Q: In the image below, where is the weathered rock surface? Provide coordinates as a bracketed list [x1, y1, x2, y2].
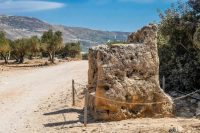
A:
[88, 24, 174, 121]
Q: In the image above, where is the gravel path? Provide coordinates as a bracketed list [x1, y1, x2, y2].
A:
[0, 61, 88, 133]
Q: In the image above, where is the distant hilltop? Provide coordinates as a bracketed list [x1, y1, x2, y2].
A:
[0, 15, 129, 52]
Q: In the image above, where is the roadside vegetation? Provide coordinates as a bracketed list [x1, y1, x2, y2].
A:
[158, 0, 200, 92]
[0, 31, 10, 64]
[0, 30, 82, 64]
[58, 42, 81, 59]
[106, 40, 127, 46]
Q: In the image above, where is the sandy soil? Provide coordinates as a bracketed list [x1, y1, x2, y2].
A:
[0, 61, 200, 133]
[0, 61, 87, 133]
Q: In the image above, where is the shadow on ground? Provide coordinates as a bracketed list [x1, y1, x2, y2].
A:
[43, 108, 82, 116]
[43, 108, 96, 127]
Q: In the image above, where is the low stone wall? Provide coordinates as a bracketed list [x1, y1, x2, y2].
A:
[88, 24, 174, 121]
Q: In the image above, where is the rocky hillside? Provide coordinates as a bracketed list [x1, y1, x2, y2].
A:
[0, 15, 129, 52]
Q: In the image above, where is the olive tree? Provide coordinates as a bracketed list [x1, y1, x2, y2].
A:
[28, 36, 40, 59]
[64, 42, 81, 58]
[0, 31, 10, 64]
[11, 38, 29, 63]
[41, 30, 63, 63]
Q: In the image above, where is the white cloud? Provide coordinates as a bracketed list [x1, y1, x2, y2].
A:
[118, 0, 155, 4]
[0, 0, 65, 13]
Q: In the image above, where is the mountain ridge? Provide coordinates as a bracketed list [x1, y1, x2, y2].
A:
[0, 15, 130, 52]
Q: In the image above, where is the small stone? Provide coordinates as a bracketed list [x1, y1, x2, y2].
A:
[180, 111, 194, 117]
[170, 91, 178, 97]
[190, 99, 197, 104]
[168, 127, 176, 133]
[76, 122, 82, 125]
[193, 93, 200, 99]
[196, 107, 200, 117]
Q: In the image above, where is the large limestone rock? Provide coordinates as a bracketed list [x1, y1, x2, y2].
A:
[88, 24, 173, 121]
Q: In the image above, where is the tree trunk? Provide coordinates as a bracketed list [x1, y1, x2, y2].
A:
[19, 54, 24, 64]
[13, 55, 19, 63]
[29, 55, 33, 60]
[52, 51, 55, 63]
[4, 57, 8, 64]
[48, 52, 53, 63]
[1, 53, 8, 64]
[48, 51, 55, 64]
[8, 51, 10, 60]
[19, 58, 24, 64]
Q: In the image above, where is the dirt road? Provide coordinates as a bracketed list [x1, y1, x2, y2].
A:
[0, 61, 88, 133]
[1, 61, 200, 133]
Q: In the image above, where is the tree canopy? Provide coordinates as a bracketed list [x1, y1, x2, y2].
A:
[158, 0, 200, 92]
[41, 30, 63, 63]
[0, 31, 10, 63]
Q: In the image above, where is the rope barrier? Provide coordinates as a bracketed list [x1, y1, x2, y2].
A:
[74, 88, 84, 99]
[177, 90, 200, 100]
[173, 89, 200, 101]
[73, 80, 200, 127]
[88, 89, 200, 105]
[73, 81, 200, 105]
[89, 93, 169, 105]
[73, 81, 85, 99]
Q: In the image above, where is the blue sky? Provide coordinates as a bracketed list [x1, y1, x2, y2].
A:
[0, 0, 186, 32]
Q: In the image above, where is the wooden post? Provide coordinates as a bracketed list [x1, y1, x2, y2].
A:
[162, 76, 165, 91]
[84, 88, 88, 127]
[72, 79, 75, 106]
